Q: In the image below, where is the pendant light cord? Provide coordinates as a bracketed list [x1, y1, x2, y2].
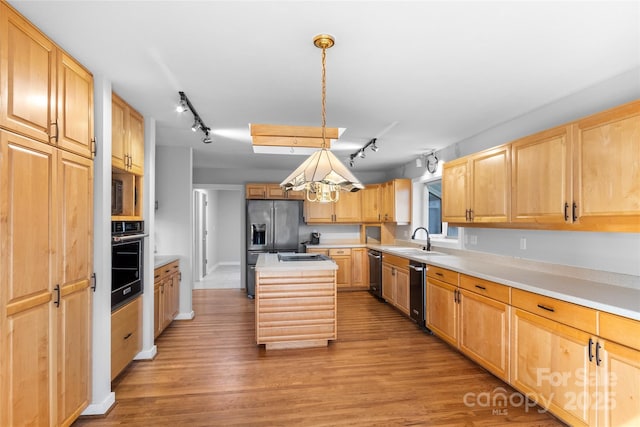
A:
[321, 45, 327, 148]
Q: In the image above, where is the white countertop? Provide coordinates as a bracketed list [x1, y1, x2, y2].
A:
[154, 255, 180, 269]
[256, 253, 338, 271]
[369, 245, 640, 321]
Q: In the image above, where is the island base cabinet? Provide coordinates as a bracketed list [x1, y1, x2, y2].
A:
[256, 270, 336, 349]
[510, 308, 595, 427]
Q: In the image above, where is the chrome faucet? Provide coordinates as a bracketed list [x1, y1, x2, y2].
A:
[411, 227, 431, 251]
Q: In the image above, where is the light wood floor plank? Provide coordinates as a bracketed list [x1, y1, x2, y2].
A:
[74, 290, 565, 426]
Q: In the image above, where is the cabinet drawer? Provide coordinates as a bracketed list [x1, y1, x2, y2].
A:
[111, 296, 142, 380]
[599, 311, 640, 351]
[155, 260, 179, 280]
[382, 253, 409, 269]
[460, 274, 510, 304]
[511, 288, 597, 334]
[426, 265, 459, 285]
[329, 248, 351, 257]
[306, 248, 330, 256]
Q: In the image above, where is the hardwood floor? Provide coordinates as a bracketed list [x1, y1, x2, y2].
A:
[74, 290, 565, 426]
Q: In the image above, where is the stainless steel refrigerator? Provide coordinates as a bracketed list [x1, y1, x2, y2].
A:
[246, 200, 301, 297]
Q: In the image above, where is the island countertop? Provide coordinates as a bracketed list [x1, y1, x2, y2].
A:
[254, 253, 338, 350]
[255, 253, 338, 272]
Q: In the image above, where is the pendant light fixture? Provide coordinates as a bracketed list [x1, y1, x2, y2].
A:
[280, 34, 364, 203]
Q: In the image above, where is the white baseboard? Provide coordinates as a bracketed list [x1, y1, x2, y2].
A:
[81, 392, 116, 416]
[134, 344, 157, 360]
[175, 310, 195, 320]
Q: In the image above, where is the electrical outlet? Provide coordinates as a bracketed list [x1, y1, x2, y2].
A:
[470, 235, 478, 245]
[520, 237, 527, 250]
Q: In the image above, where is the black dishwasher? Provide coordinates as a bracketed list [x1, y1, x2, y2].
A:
[409, 261, 426, 328]
[368, 249, 383, 299]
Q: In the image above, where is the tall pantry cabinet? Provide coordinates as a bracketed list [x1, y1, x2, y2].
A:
[0, 2, 94, 426]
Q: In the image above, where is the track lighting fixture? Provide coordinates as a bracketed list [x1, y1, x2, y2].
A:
[202, 129, 213, 144]
[176, 91, 213, 144]
[348, 138, 379, 167]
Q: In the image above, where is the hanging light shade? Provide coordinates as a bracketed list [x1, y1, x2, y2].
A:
[280, 34, 364, 203]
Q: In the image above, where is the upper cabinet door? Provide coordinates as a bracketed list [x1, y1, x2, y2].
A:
[56, 51, 94, 159]
[111, 93, 128, 170]
[511, 126, 572, 224]
[0, 4, 56, 143]
[573, 101, 640, 231]
[442, 157, 469, 223]
[469, 145, 510, 223]
[128, 108, 144, 175]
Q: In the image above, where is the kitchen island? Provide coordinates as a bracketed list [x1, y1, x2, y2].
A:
[254, 253, 338, 349]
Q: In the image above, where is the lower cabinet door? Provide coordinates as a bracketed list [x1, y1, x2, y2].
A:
[511, 308, 595, 426]
[426, 277, 458, 347]
[598, 340, 640, 427]
[395, 268, 410, 315]
[459, 289, 510, 381]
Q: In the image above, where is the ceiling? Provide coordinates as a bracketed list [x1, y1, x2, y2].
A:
[9, 1, 640, 173]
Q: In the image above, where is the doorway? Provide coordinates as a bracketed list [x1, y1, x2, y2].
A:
[192, 185, 243, 290]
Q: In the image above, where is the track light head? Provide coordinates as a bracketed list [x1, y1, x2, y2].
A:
[349, 159, 355, 167]
[177, 92, 188, 113]
[192, 121, 201, 132]
[371, 141, 379, 152]
[358, 150, 366, 159]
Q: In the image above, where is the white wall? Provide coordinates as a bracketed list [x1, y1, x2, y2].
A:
[205, 189, 218, 274]
[155, 146, 194, 318]
[216, 190, 242, 265]
[194, 167, 389, 186]
[393, 68, 640, 276]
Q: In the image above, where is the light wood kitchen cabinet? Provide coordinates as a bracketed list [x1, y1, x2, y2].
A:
[597, 312, 640, 427]
[0, 4, 56, 144]
[511, 125, 572, 224]
[112, 92, 144, 175]
[154, 260, 181, 338]
[0, 3, 94, 159]
[304, 190, 362, 223]
[350, 247, 368, 289]
[245, 183, 304, 200]
[381, 179, 411, 223]
[0, 129, 93, 426]
[361, 184, 382, 222]
[56, 51, 94, 159]
[511, 288, 600, 426]
[307, 247, 367, 291]
[111, 296, 142, 381]
[329, 248, 352, 289]
[381, 253, 410, 315]
[442, 145, 511, 224]
[458, 275, 511, 382]
[426, 266, 459, 347]
[572, 100, 640, 231]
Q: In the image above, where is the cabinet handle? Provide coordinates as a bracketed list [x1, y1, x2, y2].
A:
[435, 272, 444, 277]
[91, 273, 97, 292]
[474, 285, 486, 291]
[179, 272, 182, 281]
[572, 202, 578, 222]
[536, 304, 555, 313]
[123, 332, 132, 340]
[50, 121, 59, 142]
[469, 209, 473, 221]
[588, 338, 594, 362]
[91, 138, 97, 157]
[564, 202, 569, 222]
[54, 284, 60, 307]
[595, 342, 602, 366]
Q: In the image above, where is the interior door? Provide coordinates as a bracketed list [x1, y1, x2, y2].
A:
[201, 193, 207, 277]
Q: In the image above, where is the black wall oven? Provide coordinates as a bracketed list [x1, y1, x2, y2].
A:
[112, 221, 145, 310]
